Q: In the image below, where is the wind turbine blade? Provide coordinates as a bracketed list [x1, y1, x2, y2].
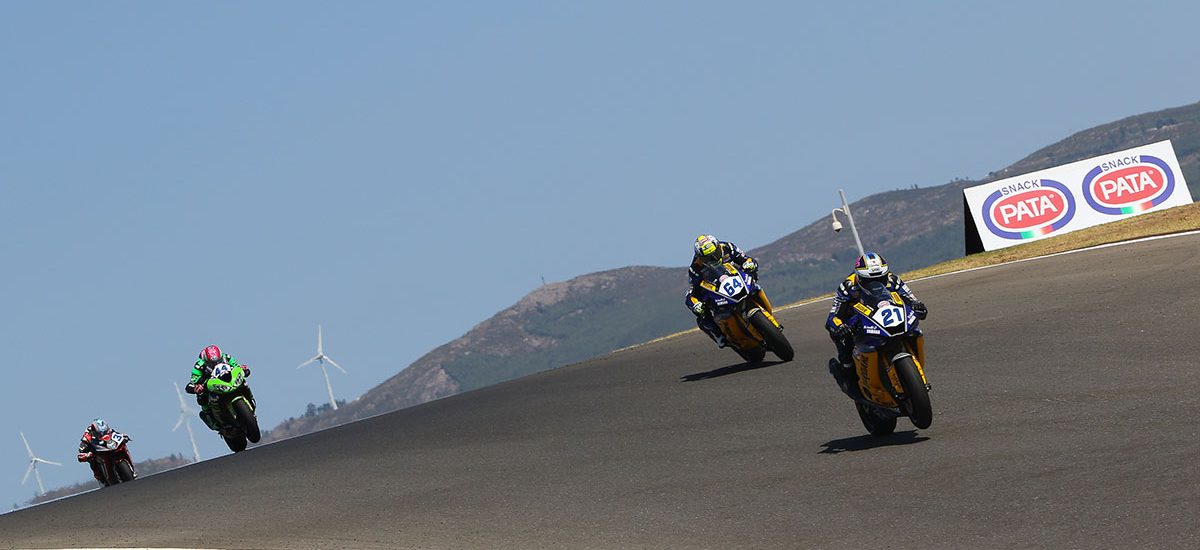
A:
[173, 411, 186, 432]
[297, 356, 319, 369]
[21, 462, 34, 485]
[174, 382, 189, 406]
[324, 356, 348, 374]
[185, 418, 200, 462]
[317, 324, 323, 355]
[36, 458, 62, 466]
[20, 431, 33, 457]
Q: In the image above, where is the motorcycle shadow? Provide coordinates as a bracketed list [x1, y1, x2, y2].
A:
[681, 360, 786, 382]
[818, 430, 929, 454]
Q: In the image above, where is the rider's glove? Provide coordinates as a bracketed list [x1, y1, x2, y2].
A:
[831, 323, 853, 340]
[77, 452, 93, 462]
[241, 365, 251, 378]
[188, 383, 205, 395]
[691, 301, 705, 316]
[911, 300, 928, 320]
[742, 259, 758, 272]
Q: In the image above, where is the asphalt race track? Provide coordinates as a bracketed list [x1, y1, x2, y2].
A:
[3, 235, 1199, 549]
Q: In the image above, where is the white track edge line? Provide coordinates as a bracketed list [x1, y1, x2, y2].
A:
[615, 229, 1200, 352]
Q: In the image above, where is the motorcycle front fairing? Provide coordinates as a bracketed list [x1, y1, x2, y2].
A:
[89, 432, 130, 454]
[849, 281, 920, 353]
[848, 281, 926, 408]
[696, 263, 758, 313]
[88, 432, 133, 484]
[695, 262, 777, 351]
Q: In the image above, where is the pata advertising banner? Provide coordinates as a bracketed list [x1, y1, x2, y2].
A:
[964, 140, 1192, 251]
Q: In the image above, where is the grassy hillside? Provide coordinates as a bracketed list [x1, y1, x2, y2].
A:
[262, 99, 1200, 443]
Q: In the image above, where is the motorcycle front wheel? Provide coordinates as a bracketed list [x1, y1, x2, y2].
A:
[894, 355, 932, 429]
[748, 310, 794, 362]
[224, 434, 248, 453]
[233, 399, 261, 443]
[116, 460, 136, 482]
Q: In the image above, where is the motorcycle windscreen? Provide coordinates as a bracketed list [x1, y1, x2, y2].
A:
[858, 280, 893, 304]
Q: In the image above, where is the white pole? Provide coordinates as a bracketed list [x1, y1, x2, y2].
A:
[839, 189, 866, 256]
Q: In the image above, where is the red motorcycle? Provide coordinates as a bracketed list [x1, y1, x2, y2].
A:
[80, 431, 136, 486]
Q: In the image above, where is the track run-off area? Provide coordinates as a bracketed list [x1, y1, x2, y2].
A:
[3, 234, 1198, 549]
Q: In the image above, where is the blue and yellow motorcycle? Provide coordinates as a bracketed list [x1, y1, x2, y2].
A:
[694, 261, 794, 362]
[839, 280, 932, 435]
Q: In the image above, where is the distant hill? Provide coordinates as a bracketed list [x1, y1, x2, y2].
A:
[262, 99, 1200, 442]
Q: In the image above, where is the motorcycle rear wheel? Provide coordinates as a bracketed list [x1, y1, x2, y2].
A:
[735, 347, 767, 363]
[116, 460, 135, 482]
[224, 434, 248, 453]
[856, 402, 897, 436]
[748, 310, 794, 362]
[233, 399, 261, 443]
[894, 355, 932, 429]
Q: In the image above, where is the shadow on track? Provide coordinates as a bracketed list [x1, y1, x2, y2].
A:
[818, 430, 929, 454]
[681, 360, 786, 382]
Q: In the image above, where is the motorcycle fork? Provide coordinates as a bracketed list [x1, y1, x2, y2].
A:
[753, 289, 775, 315]
[871, 342, 912, 406]
[906, 335, 930, 388]
[881, 340, 931, 402]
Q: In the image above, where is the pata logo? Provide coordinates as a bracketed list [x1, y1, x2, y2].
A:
[1082, 155, 1176, 215]
[982, 179, 1076, 240]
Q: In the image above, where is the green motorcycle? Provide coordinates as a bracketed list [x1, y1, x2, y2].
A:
[204, 362, 260, 453]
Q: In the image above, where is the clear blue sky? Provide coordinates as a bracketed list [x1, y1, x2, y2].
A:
[3, 1, 1197, 507]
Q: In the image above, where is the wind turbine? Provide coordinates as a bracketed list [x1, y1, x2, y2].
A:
[173, 382, 201, 463]
[19, 432, 61, 496]
[296, 324, 348, 410]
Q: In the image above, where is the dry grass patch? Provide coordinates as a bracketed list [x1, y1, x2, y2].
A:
[903, 202, 1200, 280]
[632, 203, 1200, 344]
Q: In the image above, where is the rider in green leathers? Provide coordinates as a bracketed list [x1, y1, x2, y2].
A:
[185, 345, 254, 432]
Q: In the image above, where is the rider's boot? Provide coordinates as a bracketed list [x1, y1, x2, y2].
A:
[199, 410, 221, 432]
[696, 316, 727, 348]
[828, 357, 861, 399]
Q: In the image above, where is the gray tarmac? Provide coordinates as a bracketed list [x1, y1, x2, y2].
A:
[3, 234, 1198, 549]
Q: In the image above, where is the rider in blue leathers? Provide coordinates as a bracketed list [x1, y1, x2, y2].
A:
[684, 234, 758, 347]
[825, 252, 927, 397]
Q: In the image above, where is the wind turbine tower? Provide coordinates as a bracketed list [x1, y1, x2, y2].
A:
[297, 324, 348, 410]
[20, 431, 61, 497]
[173, 382, 202, 462]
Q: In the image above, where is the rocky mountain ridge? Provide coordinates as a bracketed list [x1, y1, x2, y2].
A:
[262, 99, 1200, 443]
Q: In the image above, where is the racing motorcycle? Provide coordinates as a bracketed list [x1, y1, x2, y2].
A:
[84, 431, 136, 487]
[695, 260, 794, 362]
[837, 279, 932, 435]
[204, 362, 261, 452]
